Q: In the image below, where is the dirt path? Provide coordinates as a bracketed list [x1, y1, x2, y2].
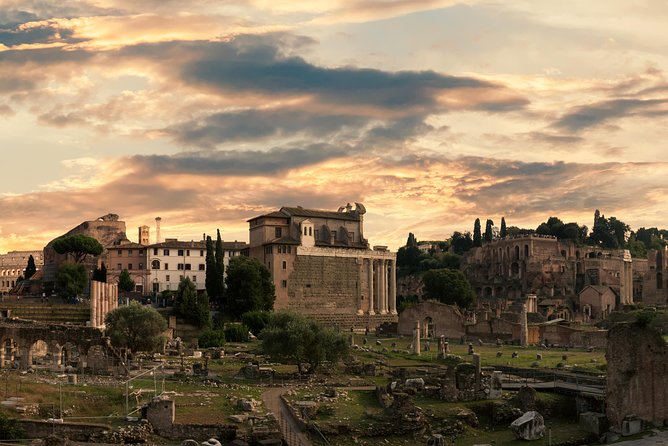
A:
[262, 387, 313, 446]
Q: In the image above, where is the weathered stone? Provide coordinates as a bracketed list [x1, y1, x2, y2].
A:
[510, 411, 545, 440]
[516, 385, 537, 411]
[405, 378, 425, 391]
[456, 408, 479, 427]
[237, 399, 258, 412]
[426, 433, 446, 446]
[201, 439, 222, 446]
[296, 401, 319, 419]
[579, 412, 608, 436]
[229, 414, 248, 423]
[622, 418, 642, 436]
[323, 387, 337, 398]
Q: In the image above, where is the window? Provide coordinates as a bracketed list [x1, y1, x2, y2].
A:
[265, 246, 273, 254]
[166, 275, 170, 281]
[164, 263, 169, 270]
[128, 249, 133, 255]
[153, 248, 158, 255]
[178, 249, 184, 256]
[117, 263, 122, 270]
[331, 230, 337, 241]
[287, 246, 291, 254]
[139, 263, 143, 270]
[192, 275, 197, 282]
[128, 264, 133, 270]
[275, 227, 282, 238]
[282, 260, 287, 270]
[304, 227, 307, 235]
[308, 227, 312, 236]
[177, 264, 184, 270]
[185, 264, 191, 270]
[117, 249, 122, 256]
[139, 249, 144, 255]
[198, 264, 205, 271]
[281, 280, 287, 288]
[179, 275, 183, 280]
[200, 250, 204, 256]
[163, 249, 170, 256]
[151, 260, 160, 270]
[186, 250, 190, 256]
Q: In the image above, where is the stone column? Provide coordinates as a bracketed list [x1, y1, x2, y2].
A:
[413, 320, 421, 356]
[379, 259, 387, 314]
[390, 259, 397, 315]
[90, 281, 98, 328]
[357, 259, 364, 315]
[367, 258, 375, 315]
[19, 346, 31, 370]
[520, 303, 528, 347]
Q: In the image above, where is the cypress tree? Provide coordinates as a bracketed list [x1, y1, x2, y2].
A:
[500, 217, 507, 238]
[473, 218, 482, 247]
[205, 235, 217, 301]
[215, 229, 225, 304]
[484, 219, 494, 242]
[25, 255, 37, 280]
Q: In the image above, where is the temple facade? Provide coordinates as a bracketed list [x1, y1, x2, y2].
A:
[248, 203, 397, 327]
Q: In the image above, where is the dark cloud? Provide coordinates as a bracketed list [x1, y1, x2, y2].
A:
[169, 109, 368, 148]
[133, 143, 352, 175]
[0, 22, 85, 47]
[553, 98, 668, 132]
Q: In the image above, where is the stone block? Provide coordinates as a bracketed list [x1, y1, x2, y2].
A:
[510, 411, 545, 440]
[622, 418, 642, 436]
[579, 412, 608, 436]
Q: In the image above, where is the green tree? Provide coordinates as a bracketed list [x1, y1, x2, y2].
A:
[174, 277, 210, 327]
[55, 262, 87, 297]
[105, 302, 167, 353]
[473, 218, 482, 247]
[260, 311, 349, 374]
[52, 234, 103, 263]
[422, 268, 476, 308]
[118, 269, 135, 293]
[214, 229, 225, 303]
[406, 232, 418, 247]
[484, 219, 494, 242]
[242, 310, 271, 336]
[92, 262, 107, 282]
[204, 235, 217, 302]
[198, 329, 225, 348]
[500, 217, 507, 238]
[225, 256, 275, 320]
[450, 231, 473, 254]
[24, 255, 37, 280]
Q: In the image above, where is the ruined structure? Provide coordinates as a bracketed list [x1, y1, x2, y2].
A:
[0, 250, 43, 293]
[43, 214, 128, 282]
[606, 322, 667, 429]
[89, 280, 119, 328]
[460, 234, 668, 320]
[397, 301, 466, 339]
[248, 203, 397, 327]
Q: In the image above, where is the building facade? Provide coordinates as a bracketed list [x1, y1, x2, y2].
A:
[248, 203, 397, 327]
[147, 239, 246, 293]
[0, 251, 43, 293]
[103, 241, 149, 293]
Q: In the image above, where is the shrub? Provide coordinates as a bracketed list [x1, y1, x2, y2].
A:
[241, 310, 271, 336]
[0, 413, 24, 439]
[224, 323, 250, 342]
[198, 330, 226, 348]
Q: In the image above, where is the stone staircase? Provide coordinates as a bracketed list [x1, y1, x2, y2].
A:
[0, 300, 90, 325]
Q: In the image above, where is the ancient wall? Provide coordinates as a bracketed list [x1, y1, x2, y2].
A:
[539, 325, 607, 349]
[287, 255, 360, 314]
[19, 420, 109, 441]
[606, 323, 667, 429]
[397, 301, 465, 338]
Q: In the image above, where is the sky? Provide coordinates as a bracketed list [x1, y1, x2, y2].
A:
[1, 0, 668, 253]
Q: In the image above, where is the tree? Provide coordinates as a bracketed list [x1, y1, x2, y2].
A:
[204, 235, 217, 302]
[52, 234, 103, 263]
[174, 277, 210, 327]
[92, 262, 107, 282]
[214, 229, 225, 303]
[422, 268, 476, 308]
[260, 311, 349, 374]
[225, 256, 275, 320]
[484, 219, 494, 242]
[105, 302, 167, 353]
[118, 269, 135, 293]
[242, 310, 271, 336]
[24, 255, 37, 280]
[0, 413, 24, 440]
[406, 232, 418, 247]
[450, 231, 473, 254]
[55, 262, 87, 297]
[500, 217, 507, 238]
[473, 218, 482, 247]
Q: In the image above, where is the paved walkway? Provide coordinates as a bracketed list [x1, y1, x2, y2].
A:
[609, 430, 668, 445]
[262, 387, 313, 446]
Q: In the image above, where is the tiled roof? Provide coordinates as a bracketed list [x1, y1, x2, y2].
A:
[247, 211, 289, 222]
[265, 236, 301, 245]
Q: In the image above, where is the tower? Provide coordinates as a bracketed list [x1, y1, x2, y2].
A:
[155, 217, 162, 244]
[138, 225, 150, 245]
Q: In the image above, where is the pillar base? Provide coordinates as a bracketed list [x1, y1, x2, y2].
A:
[390, 310, 398, 315]
[368, 310, 375, 316]
[380, 310, 388, 315]
[357, 309, 364, 315]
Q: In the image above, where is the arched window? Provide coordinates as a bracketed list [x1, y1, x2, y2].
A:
[514, 246, 520, 260]
[151, 260, 161, 270]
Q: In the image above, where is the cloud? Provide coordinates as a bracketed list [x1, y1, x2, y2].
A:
[553, 98, 668, 132]
[0, 20, 86, 46]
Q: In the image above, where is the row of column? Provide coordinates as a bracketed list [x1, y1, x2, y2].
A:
[359, 258, 397, 316]
[90, 280, 119, 328]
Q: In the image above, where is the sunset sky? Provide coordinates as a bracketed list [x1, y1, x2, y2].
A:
[1, 1, 667, 253]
